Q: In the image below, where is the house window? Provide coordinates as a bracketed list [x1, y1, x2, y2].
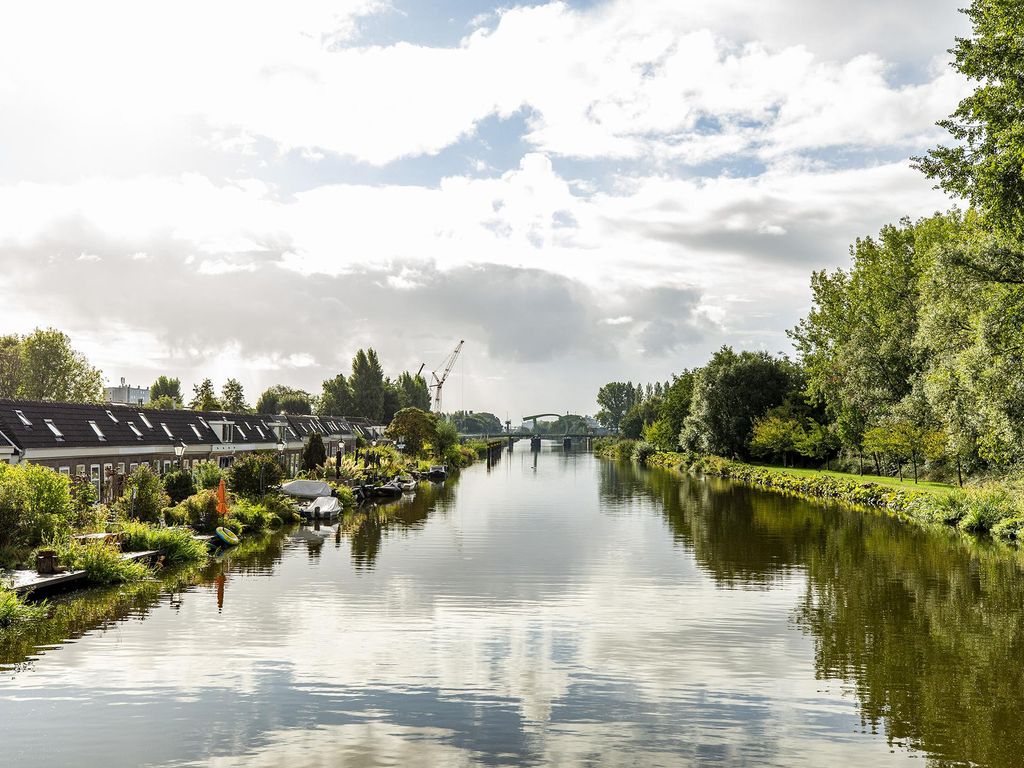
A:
[59, 466, 70, 476]
[104, 463, 113, 484]
[235, 424, 247, 440]
[130, 463, 138, 471]
[255, 426, 266, 439]
[152, 460, 160, 471]
[76, 464, 86, 477]
[162, 460, 171, 474]
[198, 417, 210, 430]
[44, 419, 65, 441]
[90, 464, 101, 496]
[191, 424, 203, 439]
[14, 410, 32, 427]
[127, 421, 143, 439]
[105, 409, 119, 423]
[139, 412, 153, 429]
[89, 420, 106, 441]
[161, 423, 174, 439]
[117, 462, 125, 475]
[182, 459, 190, 470]
[218, 456, 234, 469]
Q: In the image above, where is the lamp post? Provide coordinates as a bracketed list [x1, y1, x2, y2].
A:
[174, 442, 186, 470]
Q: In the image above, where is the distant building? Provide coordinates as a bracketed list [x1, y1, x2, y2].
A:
[105, 378, 150, 406]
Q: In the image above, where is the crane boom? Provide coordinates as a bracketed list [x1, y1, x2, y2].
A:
[430, 340, 464, 414]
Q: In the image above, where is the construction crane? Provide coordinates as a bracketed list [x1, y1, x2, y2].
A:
[429, 340, 464, 415]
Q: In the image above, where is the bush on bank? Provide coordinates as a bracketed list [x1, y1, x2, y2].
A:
[0, 587, 48, 628]
[118, 521, 208, 565]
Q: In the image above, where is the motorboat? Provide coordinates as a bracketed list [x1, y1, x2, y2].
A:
[398, 476, 417, 492]
[301, 495, 342, 520]
[425, 465, 447, 481]
[371, 479, 404, 498]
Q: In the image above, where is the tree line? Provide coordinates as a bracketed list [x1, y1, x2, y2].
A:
[596, 1, 1024, 485]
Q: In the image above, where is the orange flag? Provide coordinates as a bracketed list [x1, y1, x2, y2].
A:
[217, 478, 229, 517]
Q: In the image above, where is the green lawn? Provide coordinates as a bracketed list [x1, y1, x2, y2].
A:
[751, 463, 957, 495]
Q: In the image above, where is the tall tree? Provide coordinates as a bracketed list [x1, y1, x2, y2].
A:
[596, 382, 635, 432]
[220, 378, 250, 413]
[385, 407, 437, 456]
[914, 0, 1024, 242]
[350, 348, 386, 422]
[189, 379, 222, 411]
[257, 385, 312, 415]
[318, 374, 354, 416]
[150, 376, 183, 406]
[396, 371, 431, 411]
[17, 328, 103, 403]
[681, 347, 798, 457]
[0, 334, 21, 399]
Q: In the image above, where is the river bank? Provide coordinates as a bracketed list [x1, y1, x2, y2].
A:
[595, 440, 1024, 545]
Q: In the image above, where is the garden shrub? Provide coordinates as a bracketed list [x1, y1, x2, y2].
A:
[632, 441, 657, 465]
[0, 587, 48, 628]
[57, 541, 150, 585]
[228, 453, 284, 499]
[113, 465, 169, 523]
[0, 463, 75, 552]
[192, 462, 223, 490]
[118, 521, 208, 564]
[163, 469, 196, 504]
[172, 490, 220, 531]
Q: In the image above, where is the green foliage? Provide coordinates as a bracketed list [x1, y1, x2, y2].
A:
[170, 490, 219, 530]
[749, 413, 805, 465]
[396, 371, 431, 411]
[58, 541, 150, 585]
[302, 433, 327, 472]
[220, 378, 250, 412]
[333, 485, 356, 509]
[350, 348, 387, 421]
[914, 0, 1024, 240]
[189, 378, 221, 411]
[0, 328, 103, 402]
[450, 410, 502, 435]
[230, 498, 283, 532]
[319, 374, 354, 416]
[150, 376, 182, 406]
[256, 385, 313, 415]
[228, 453, 285, 499]
[149, 394, 179, 410]
[162, 469, 196, 504]
[632, 440, 657, 465]
[0, 463, 75, 552]
[681, 347, 798, 458]
[0, 588, 48, 628]
[113, 465, 169, 523]
[432, 419, 459, 459]
[596, 382, 640, 432]
[118, 521, 208, 564]
[192, 461, 223, 490]
[385, 407, 437, 455]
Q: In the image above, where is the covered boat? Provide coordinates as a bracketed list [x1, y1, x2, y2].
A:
[281, 479, 334, 500]
[302, 495, 342, 519]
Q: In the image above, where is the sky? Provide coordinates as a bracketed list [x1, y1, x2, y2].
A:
[0, 1, 970, 419]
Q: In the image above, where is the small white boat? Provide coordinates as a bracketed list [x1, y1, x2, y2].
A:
[302, 495, 342, 519]
[398, 477, 417, 492]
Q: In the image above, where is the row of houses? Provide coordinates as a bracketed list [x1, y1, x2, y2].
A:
[0, 398, 370, 502]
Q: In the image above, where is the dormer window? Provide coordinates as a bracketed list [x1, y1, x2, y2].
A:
[88, 421, 106, 441]
[44, 419, 64, 441]
[139, 413, 153, 429]
[105, 409, 119, 423]
[14, 410, 31, 427]
[161, 423, 174, 439]
[127, 422, 143, 440]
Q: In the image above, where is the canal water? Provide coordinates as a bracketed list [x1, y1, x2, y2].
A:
[2, 447, 1024, 767]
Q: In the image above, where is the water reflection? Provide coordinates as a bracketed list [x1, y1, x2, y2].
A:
[1, 453, 1022, 767]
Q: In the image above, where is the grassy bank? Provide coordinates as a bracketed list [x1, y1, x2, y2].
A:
[597, 440, 1024, 545]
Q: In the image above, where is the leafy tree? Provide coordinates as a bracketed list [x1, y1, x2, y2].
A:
[451, 410, 503, 434]
[914, 0, 1024, 241]
[189, 378, 222, 411]
[432, 419, 459, 459]
[150, 394, 178, 410]
[16, 328, 103, 403]
[749, 412, 805, 467]
[350, 348, 387, 421]
[113, 465, 169, 523]
[596, 382, 638, 432]
[150, 376, 183, 406]
[681, 347, 798, 457]
[381, 380, 402, 423]
[220, 378, 250, 413]
[396, 371, 431, 411]
[257, 385, 312, 415]
[301, 433, 327, 471]
[228, 453, 284, 498]
[192, 461, 223, 490]
[0, 334, 22, 399]
[385, 407, 437, 456]
[796, 420, 841, 470]
[163, 469, 196, 504]
[319, 374, 354, 416]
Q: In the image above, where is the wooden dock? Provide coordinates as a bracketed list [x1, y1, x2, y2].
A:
[7, 549, 163, 596]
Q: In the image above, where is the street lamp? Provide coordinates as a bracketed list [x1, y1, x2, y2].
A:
[174, 442, 186, 469]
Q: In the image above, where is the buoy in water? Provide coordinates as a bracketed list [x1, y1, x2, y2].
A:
[215, 526, 240, 546]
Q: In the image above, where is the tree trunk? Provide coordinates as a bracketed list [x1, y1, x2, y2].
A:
[897, 460, 903, 482]
[912, 456, 918, 484]
[859, 452, 864, 475]
[957, 457, 963, 488]
[873, 452, 881, 475]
